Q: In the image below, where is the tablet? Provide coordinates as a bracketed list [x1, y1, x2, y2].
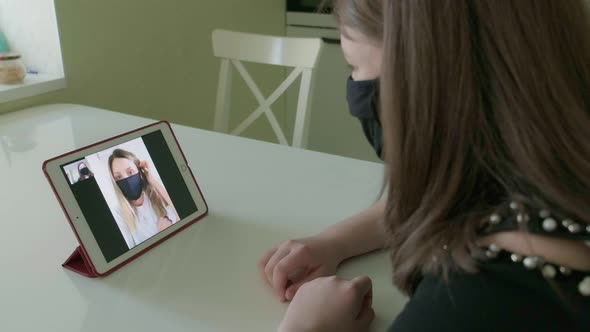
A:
[43, 121, 208, 276]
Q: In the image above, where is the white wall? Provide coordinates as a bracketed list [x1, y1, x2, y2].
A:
[0, 0, 64, 75]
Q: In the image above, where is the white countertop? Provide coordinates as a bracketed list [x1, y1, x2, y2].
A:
[0, 104, 407, 331]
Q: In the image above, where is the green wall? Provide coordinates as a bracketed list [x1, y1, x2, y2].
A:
[0, 0, 287, 142]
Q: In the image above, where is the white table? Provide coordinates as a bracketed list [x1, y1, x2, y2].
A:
[0, 104, 407, 332]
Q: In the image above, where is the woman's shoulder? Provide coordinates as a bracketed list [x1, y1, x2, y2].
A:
[388, 264, 587, 332]
[481, 200, 590, 241]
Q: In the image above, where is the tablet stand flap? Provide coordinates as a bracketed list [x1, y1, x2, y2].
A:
[62, 246, 99, 278]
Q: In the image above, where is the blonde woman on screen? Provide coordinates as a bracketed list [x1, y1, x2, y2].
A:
[109, 149, 179, 248]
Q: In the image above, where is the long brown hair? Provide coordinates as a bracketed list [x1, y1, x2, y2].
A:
[384, 0, 590, 294]
[336, 0, 590, 295]
[108, 149, 168, 234]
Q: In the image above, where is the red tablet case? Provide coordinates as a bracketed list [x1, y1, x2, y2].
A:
[42, 121, 209, 278]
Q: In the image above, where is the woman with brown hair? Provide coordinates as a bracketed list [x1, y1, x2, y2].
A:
[259, 0, 590, 331]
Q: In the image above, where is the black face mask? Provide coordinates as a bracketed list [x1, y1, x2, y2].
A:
[346, 77, 383, 159]
[116, 173, 144, 201]
[79, 167, 90, 176]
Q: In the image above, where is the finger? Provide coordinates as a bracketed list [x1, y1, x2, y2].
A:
[272, 253, 311, 302]
[349, 276, 373, 314]
[355, 307, 375, 331]
[258, 248, 278, 286]
[264, 248, 291, 291]
[258, 248, 278, 281]
[356, 291, 373, 320]
[350, 276, 373, 298]
[284, 269, 326, 301]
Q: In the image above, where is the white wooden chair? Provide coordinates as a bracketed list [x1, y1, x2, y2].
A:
[211, 29, 322, 148]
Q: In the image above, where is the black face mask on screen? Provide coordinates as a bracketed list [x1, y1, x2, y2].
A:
[116, 173, 144, 201]
[79, 167, 90, 176]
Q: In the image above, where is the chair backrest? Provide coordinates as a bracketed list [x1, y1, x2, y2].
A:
[211, 29, 322, 148]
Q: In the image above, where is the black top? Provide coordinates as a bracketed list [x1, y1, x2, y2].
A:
[389, 255, 590, 332]
[386, 202, 590, 331]
[480, 200, 590, 241]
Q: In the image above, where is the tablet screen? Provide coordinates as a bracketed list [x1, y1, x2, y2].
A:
[60, 130, 198, 262]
